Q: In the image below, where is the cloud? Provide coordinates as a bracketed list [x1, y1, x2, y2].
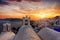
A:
[0, 0, 8, 5]
[27, 0, 41, 2]
[0, 0, 60, 20]
[41, 0, 60, 2]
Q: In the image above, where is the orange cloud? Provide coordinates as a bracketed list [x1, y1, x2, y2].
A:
[0, 1, 60, 20]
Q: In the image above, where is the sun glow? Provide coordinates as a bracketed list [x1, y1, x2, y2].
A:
[0, 8, 60, 20]
[34, 8, 60, 19]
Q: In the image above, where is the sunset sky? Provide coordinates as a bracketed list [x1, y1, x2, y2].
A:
[0, 0, 60, 20]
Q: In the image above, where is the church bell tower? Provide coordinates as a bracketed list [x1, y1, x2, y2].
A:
[22, 16, 30, 26]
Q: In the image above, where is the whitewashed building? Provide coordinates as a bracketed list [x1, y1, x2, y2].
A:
[3, 22, 11, 32]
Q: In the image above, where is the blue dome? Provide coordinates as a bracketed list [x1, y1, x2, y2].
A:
[54, 27, 60, 32]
